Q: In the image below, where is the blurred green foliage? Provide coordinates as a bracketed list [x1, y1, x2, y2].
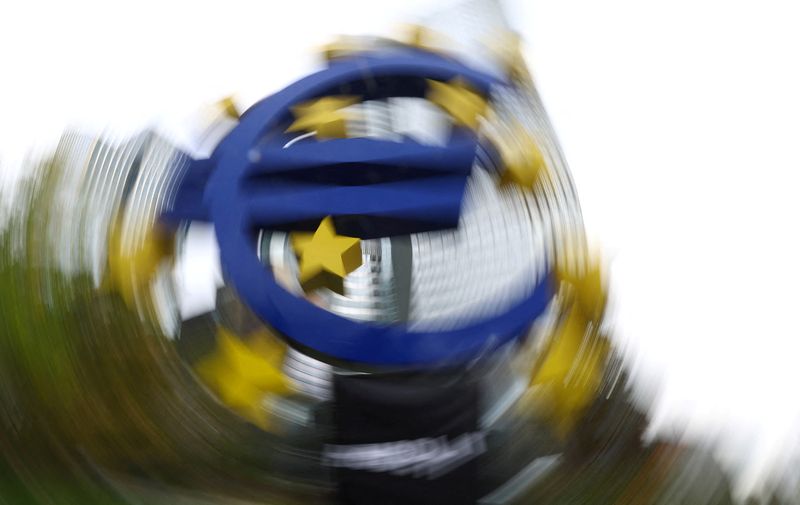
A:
[0, 154, 328, 504]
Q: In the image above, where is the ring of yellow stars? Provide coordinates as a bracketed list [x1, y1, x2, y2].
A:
[492, 122, 547, 188]
[290, 216, 363, 295]
[286, 95, 361, 139]
[426, 78, 490, 130]
[195, 327, 290, 431]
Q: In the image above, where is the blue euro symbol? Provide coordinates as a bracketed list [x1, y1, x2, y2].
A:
[164, 49, 554, 366]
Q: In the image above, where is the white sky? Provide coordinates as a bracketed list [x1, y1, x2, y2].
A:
[2, 0, 800, 501]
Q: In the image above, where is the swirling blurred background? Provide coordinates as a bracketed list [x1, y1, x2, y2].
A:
[1, 0, 800, 504]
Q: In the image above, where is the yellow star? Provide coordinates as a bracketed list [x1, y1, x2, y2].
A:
[400, 24, 442, 52]
[493, 122, 547, 187]
[557, 256, 607, 323]
[290, 216, 362, 295]
[320, 35, 376, 61]
[426, 78, 489, 130]
[104, 218, 173, 307]
[216, 95, 240, 120]
[404, 24, 428, 48]
[195, 327, 289, 430]
[286, 95, 361, 139]
[485, 31, 532, 83]
[530, 306, 609, 438]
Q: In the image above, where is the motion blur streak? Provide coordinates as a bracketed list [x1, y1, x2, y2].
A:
[0, 1, 795, 504]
